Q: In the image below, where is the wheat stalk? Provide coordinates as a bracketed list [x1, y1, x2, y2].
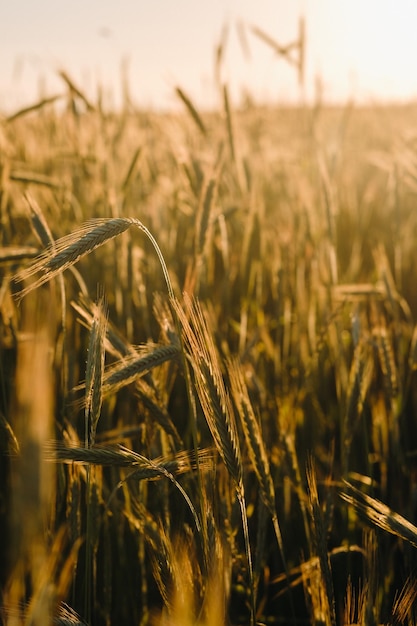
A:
[175, 86, 207, 137]
[6, 93, 62, 123]
[229, 358, 297, 623]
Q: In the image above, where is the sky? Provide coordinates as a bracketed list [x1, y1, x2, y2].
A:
[1, 0, 417, 113]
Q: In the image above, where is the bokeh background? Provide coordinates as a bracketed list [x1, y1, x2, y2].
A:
[2, 0, 417, 112]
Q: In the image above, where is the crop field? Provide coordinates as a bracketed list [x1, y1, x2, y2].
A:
[2, 81, 417, 625]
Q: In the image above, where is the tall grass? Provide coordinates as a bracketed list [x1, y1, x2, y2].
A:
[2, 74, 417, 625]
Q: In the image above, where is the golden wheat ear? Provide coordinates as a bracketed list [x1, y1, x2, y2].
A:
[171, 293, 256, 625]
[13, 216, 175, 301]
[13, 218, 133, 297]
[340, 480, 417, 548]
[172, 294, 243, 487]
[102, 341, 181, 394]
[228, 358, 286, 552]
[84, 293, 107, 449]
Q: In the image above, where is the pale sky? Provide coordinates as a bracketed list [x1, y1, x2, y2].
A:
[1, 0, 417, 112]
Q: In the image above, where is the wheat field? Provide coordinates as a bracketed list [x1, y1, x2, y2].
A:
[1, 79, 417, 625]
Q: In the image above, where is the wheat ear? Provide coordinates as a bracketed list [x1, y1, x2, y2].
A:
[228, 359, 283, 546]
[85, 294, 107, 448]
[102, 342, 180, 392]
[172, 294, 256, 625]
[172, 294, 242, 485]
[341, 481, 417, 548]
[14, 217, 175, 301]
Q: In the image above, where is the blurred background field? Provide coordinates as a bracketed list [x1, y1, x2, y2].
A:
[2, 4, 417, 625]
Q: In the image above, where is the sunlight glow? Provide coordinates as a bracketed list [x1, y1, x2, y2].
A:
[1, 0, 417, 111]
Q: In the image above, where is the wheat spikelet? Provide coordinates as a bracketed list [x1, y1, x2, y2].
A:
[4, 527, 82, 626]
[0, 413, 20, 455]
[52, 443, 140, 466]
[46, 220, 132, 274]
[153, 531, 228, 626]
[2, 600, 86, 625]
